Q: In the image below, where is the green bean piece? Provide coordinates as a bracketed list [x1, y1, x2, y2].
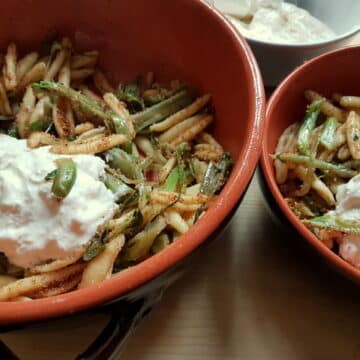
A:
[304, 213, 360, 233]
[32, 81, 112, 128]
[83, 238, 105, 261]
[151, 233, 170, 254]
[111, 114, 132, 153]
[297, 100, 323, 155]
[162, 166, 191, 193]
[51, 158, 77, 199]
[319, 117, 338, 150]
[163, 167, 182, 192]
[277, 153, 356, 178]
[132, 89, 194, 132]
[122, 215, 167, 261]
[201, 152, 233, 195]
[103, 173, 134, 198]
[106, 148, 143, 180]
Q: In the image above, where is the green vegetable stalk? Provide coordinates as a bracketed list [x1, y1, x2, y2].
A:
[33, 81, 107, 120]
[132, 90, 193, 132]
[305, 213, 360, 233]
[277, 153, 356, 178]
[163, 167, 183, 192]
[297, 100, 323, 155]
[111, 114, 132, 153]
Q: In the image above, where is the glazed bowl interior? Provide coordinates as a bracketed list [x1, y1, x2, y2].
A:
[0, 0, 264, 324]
[261, 46, 360, 283]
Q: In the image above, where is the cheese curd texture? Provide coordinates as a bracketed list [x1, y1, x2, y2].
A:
[0, 135, 117, 268]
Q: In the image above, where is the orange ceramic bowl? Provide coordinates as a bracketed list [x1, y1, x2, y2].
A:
[0, 0, 264, 325]
[261, 46, 360, 284]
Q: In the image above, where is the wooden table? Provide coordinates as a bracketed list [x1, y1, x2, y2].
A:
[3, 172, 360, 360]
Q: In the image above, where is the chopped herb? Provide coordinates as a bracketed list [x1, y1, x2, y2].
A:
[116, 83, 144, 114]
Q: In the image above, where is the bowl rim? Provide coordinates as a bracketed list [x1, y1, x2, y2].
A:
[0, 0, 265, 325]
[261, 45, 360, 284]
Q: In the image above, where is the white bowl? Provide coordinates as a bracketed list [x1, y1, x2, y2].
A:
[214, 0, 360, 86]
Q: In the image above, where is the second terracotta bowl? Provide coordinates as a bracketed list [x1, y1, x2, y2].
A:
[261, 46, 360, 284]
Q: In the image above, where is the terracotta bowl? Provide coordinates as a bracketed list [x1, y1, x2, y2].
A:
[261, 46, 360, 284]
[0, 0, 264, 326]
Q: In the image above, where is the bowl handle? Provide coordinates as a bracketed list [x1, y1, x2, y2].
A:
[75, 287, 165, 360]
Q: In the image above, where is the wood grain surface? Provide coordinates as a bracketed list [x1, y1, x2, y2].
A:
[2, 34, 360, 360]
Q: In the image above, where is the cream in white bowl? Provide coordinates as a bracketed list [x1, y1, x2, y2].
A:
[226, 0, 336, 44]
[213, 0, 360, 85]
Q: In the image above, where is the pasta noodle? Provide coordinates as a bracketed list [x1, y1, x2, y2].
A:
[275, 90, 360, 269]
[0, 37, 233, 301]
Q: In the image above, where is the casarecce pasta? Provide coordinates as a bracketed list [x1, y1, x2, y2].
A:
[0, 37, 233, 301]
[274, 90, 360, 269]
